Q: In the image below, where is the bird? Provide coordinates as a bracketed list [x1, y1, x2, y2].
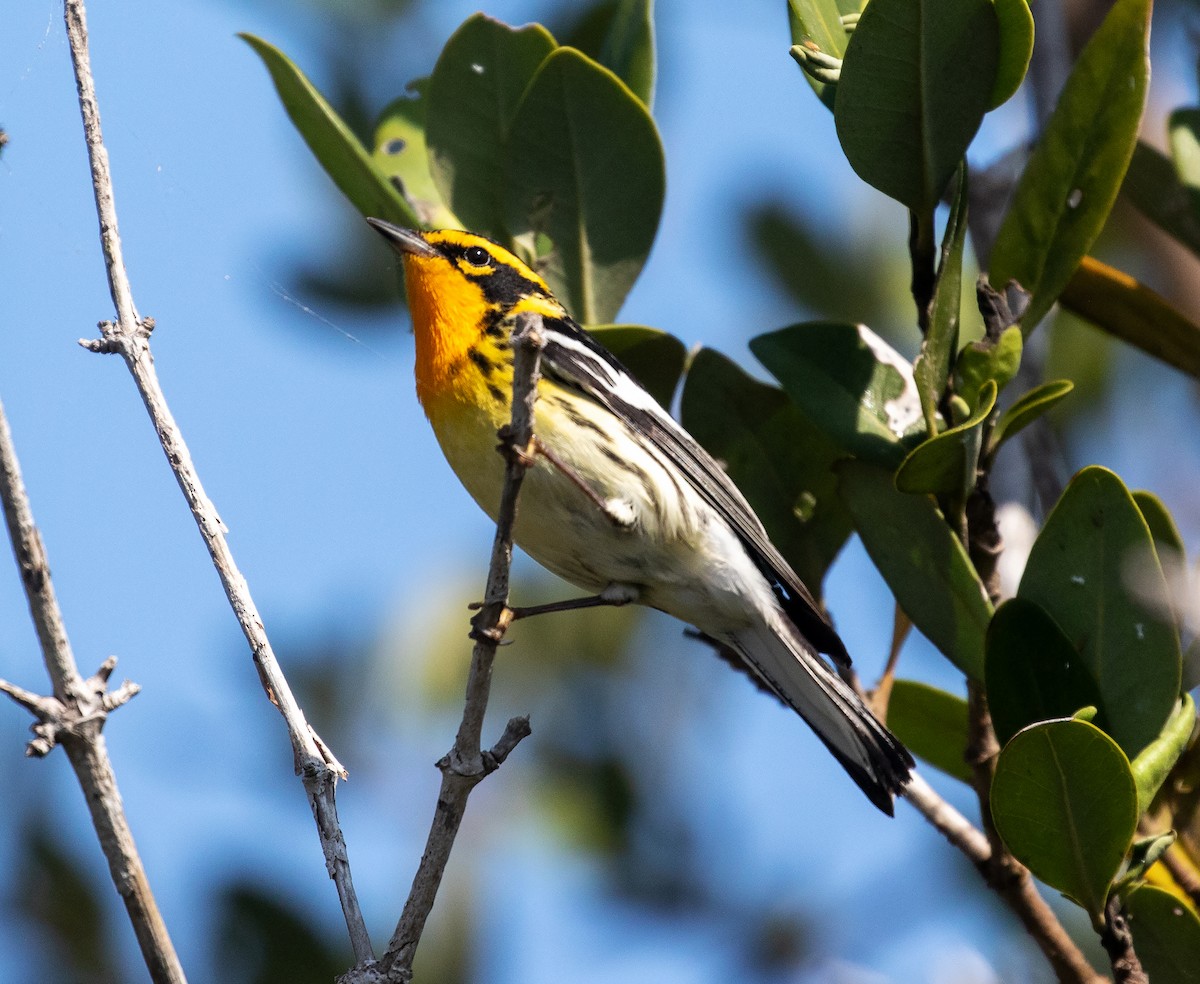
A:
[368, 218, 913, 814]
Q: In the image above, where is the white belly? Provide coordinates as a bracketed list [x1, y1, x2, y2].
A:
[430, 387, 775, 634]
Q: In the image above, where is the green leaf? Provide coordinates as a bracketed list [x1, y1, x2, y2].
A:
[561, 0, 656, 106]
[989, 0, 1151, 329]
[1018, 466, 1181, 757]
[587, 324, 684, 409]
[914, 165, 969, 430]
[681, 348, 853, 592]
[596, 0, 656, 107]
[751, 323, 925, 466]
[985, 596, 1105, 747]
[240, 34, 418, 228]
[372, 82, 459, 230]
[895, 379, 996, 497]
[505, 47, 666, 324]
[1131, 694, 1196, 816]
[1171, 108, 1200, 192]
[1134, 489, 1186, 562]
[787, 0, 852, 111]
[426, 14, 557, 238]
[991, 719, 1138, 919]
[837, 460, 992, 677]
[833, 0, 999, 210]
[887, 679, 971, 783]
[988, 0, 1034, 109]
[955, 325, 1023, 414]
[1121, 831, 1176, 887]
[1126, 885, 1200, 983]
[988, 378, 1073, 454]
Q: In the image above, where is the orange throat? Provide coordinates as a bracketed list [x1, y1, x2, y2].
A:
[403, 253, 493, 415]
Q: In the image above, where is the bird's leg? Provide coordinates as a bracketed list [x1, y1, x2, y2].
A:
[532, 437, 636, 529]
[508, 583, 640, 621]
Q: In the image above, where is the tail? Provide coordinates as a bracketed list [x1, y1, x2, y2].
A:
[723, 617, 913, 815]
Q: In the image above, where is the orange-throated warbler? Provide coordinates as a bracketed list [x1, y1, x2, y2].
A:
[369, 218, 913, 814]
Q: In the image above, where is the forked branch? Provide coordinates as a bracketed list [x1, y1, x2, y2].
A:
[376, 312, 543, 984]
[0, 396, 184, 984]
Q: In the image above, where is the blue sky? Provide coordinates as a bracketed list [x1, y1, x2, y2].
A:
[3, 1, 1198, 981]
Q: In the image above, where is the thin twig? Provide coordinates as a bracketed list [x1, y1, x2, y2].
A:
[377, 313, 543, 983]
[0, 398, 185, 984]
[61, 0, 373, 967]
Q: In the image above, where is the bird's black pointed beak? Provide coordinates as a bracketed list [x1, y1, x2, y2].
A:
[366, 218, 439, 259]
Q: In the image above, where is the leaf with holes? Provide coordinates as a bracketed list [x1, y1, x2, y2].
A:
[372, 81, 459, 230]
[241, 35, 418, 228]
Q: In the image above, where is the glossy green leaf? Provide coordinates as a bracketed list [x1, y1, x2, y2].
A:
[588, 324, 684, 409]
[833, 0, 999, 210]
[985, 596, 1105, 747]
[426, 15, 557, 238]
[988, 379, 1073, 454]
[1018, 466, 1181, 757]
[505, 48, 665, 324]
[372, 82, 459, 230]
[887, 679, 971, 783]
[1126, 885, 1200, 983]
[1171, 108, 1200, 191]
[991, 719, 1138, 918]
[895, 380, 995, 497]
[914, 166, 969, 430]
[989, 0, 1034, 109]
[787, 0, 851, 110]
[837, 460, 992, 677]
[240, 35, 418, 228]
[1131, 694, 1196, 816]
[989, 0, 1151, 329]
[1122, 141, 1200, 260]
[751, 323, 925, 466]
[681, 348, 853, 593]
[955, 325, 1023, 414]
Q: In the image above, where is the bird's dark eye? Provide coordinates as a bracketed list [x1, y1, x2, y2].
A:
[463, 245, 491, 266]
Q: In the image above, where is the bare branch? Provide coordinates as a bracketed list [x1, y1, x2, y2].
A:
[61, 0, 373, 967]
[377, 313, 544, 983]
[0, 393, 183, 983]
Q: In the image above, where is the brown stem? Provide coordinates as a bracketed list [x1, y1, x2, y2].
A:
[0, 398, 185, 984]
[62, 0, 373, 967]
[378, 313, 544, 982]
[909, 208, 937, 335]
[1101, 895, 1149, 984]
